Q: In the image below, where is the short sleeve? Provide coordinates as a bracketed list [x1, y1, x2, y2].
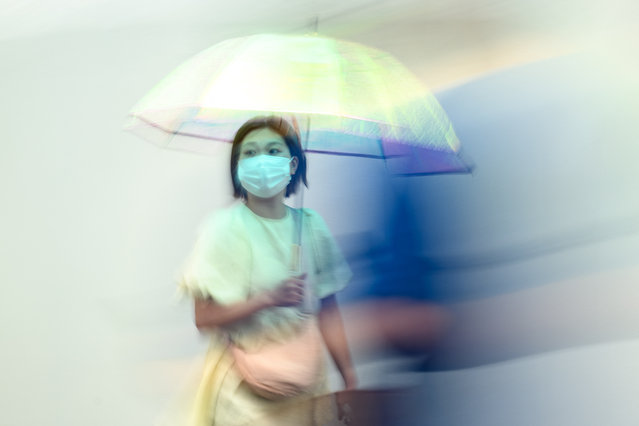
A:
[303, 209, 352, 299]
[178, 209, 251, 304]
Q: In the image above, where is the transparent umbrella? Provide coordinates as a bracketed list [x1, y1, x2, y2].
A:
[126, 33, 471, 176]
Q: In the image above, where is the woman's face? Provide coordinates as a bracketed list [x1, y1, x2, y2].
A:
[238, 128, 298, 173]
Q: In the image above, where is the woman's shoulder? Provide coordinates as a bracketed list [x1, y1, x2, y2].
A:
[294, 207, 325, 224]
[294, 207, 333, 235]
[295, 207, 319, 218]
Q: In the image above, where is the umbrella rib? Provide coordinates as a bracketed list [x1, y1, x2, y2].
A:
[355, 47, 395, 162]
[130, 114, 233, 143]
[305, 149, 385, 159]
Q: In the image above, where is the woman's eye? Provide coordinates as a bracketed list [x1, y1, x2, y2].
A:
[243, 150, 256, 156]
[268, 148, 282, 155]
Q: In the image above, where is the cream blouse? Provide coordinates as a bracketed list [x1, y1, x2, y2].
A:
[179, 203, 351, 351]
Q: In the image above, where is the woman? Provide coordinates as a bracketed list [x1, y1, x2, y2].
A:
[179, 116, 357, 426]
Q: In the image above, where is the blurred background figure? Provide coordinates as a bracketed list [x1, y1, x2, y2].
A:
[317, 39, 639, 425]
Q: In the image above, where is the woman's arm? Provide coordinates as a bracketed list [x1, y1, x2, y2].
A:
[319, 294, 357, 390]
[194, 274, 307, 330]
[194, 294, 271, 330]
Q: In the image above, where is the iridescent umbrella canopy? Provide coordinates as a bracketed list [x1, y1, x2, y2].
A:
[127, 33, 470, 175]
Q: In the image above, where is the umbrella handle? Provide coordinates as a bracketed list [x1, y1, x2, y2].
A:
[289, 243, 302, 274]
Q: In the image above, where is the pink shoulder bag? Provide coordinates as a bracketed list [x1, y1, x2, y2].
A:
[230, 318, 323, 400]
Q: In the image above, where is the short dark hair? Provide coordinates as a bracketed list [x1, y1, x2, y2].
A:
[230, 116, 308, 199]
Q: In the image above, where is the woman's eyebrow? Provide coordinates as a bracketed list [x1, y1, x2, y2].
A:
[242, 140, 284, 146]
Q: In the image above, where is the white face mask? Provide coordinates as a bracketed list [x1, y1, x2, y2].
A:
[237, 155, 293, 198]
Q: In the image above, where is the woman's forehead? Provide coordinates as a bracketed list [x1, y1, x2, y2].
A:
[242, 128, 285, 145]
